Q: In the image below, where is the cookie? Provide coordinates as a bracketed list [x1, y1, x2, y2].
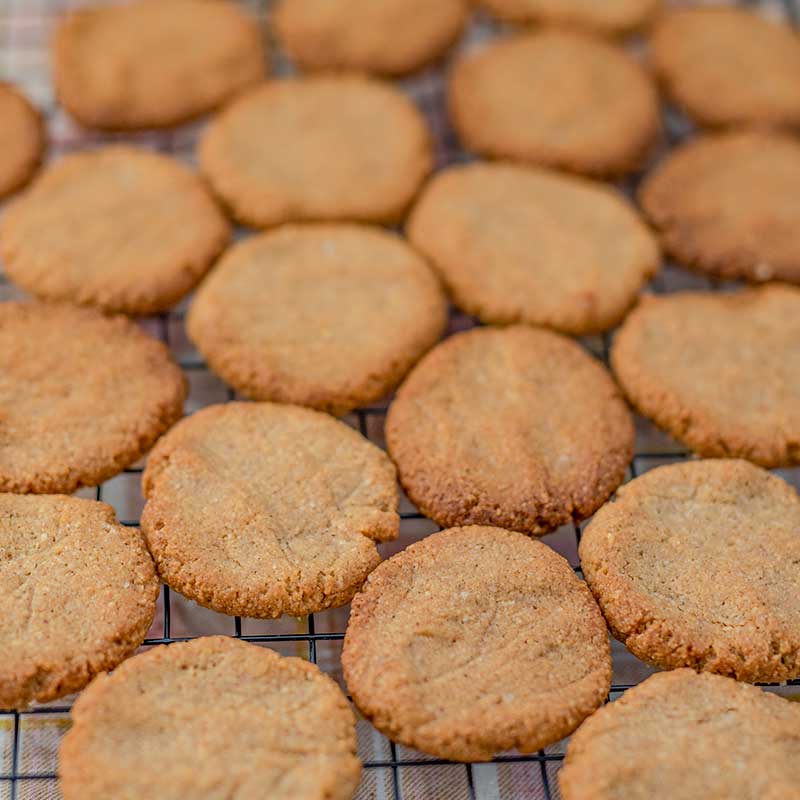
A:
[53, 0, 265, 130]
[199, 76, 433, 228]
[0, 494, 158, 709]
[650, 7, 800, 130]
[141, 402, 398, 618]
[59, 636, 360, 800]
[407, 162, 659, 335]
[560, 669, 800, 800]
[187, 224, 446, 415]
[342, 526, 611, 761]
[448, 31, 659, 177]
[273, 0, 467, 76]
[0, 82, 44, 199]
[386, 326, 634, 535]
[0, 303, 186, 494]
[581, 460, 800, 683]
[639, 131, 800, 285]
[611, 286, 800, 467]
[0, 147, 230, 315]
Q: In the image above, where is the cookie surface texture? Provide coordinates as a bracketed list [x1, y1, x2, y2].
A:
[59, 636, 361, 800]
[0, 147, 230, 314]
[0, 82, 44, 199]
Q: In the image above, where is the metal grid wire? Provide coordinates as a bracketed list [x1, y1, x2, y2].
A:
[2, 1, 800, 798]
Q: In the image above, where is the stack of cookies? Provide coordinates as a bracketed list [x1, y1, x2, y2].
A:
[1, 1, 799, 798]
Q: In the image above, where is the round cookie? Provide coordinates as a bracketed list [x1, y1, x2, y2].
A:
[273, 0, 467, 76]
[0, 493, 158, 709]
[0, 147, 230, 314]
[407, 162, 660, 335]
[386, 326, 634, 535]
[53, 0, 265, 130]
[650, 7, 800, 130]
[0, 303, 186, 494]
[448, 31, 660, 177]
[343, 526, 611, 761]
[559, 669, 800, 800]
[611, 285, 800, 467]
[0, 82, 44, 199]
[141, 402, 398, 618]
[639, 131, 800, 285]
[59, 636, 361, 800]
[187, 224, 447, 415]
[580, 460, 800, 683]
[199, 76, 433, 228]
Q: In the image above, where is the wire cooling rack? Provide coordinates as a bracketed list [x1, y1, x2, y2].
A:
[2, 1, 800, 798]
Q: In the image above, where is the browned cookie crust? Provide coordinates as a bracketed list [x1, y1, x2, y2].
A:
[343, 526, 611, 761]
[59, 636, 361, 800]
[386, 326, 634, 535]
[0, 82, 44, 199]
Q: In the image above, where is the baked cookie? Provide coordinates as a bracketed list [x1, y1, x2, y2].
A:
[559, 669, 800, 800]
[0, 303, 186, 494]
[273, 0, 467, 76]
[53, 0, 265, 130]
[448, 31, 659, 177]
[386, 326, 634, 535]
[0, 147, 230, 314]
[199, 76, 433, 228]
[639, 131, 800, 285]
[343, 526, 611, 761]
[407, 162, 659, 335]
[581, 460, 800, 683]
[0, 82, 44, 199]
[187, 224, 446, 415]
[611, 286, 800, 467]
[59, 636, 360, 800]
[650, 7, 800, 129]
[0, 493, 158, 709]
[141, 402, 398, 618]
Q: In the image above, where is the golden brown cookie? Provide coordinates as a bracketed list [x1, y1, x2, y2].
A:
[59, 636, 361, 800]
[650, 7, 800, 129]
[639, 131, 800, 285]
[53, 0, 266, 130]
[0, 303, 186, 494]
[611, 286, 800, 467]
[0, 82, 44, 199]
[0, 147, 230, 315]
[386, 326, 634, 535]
[141, 402, 398, 618]
[448, 31, 660, 177]
[580, 460, 800, 683]
[343, 526, 611, 761]
[0, 493, 158, 710]
[407, 162, 660, 334]
[274, 0, 467, 76]
[559, 669, 800, 800]
[199, 76, 433, 228]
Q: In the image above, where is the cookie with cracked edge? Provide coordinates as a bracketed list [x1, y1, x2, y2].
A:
[342, 526, 612, 761]
[273, 0, 467, 76]
[140, 402, 398, 618]
[0, 493, 158, 710]
[407, 161, 660, 335]
[58, 636, 361, 800]
[559, 669, 800, 800]
[580, 459, 800, 683]
[0, 303, 186, 495]
[448, 30, 659, 177]
[611, 285, 800, 467]
[199, 76, 433, 228]
[639, 131, 800, 285]
[385, 326, 634, 535]
[0, 82, 44, 199]
[0, 147, 230, 315]
[53, 0, 266, 130]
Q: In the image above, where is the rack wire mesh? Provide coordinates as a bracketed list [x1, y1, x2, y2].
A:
[1, 0, 800, 798]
